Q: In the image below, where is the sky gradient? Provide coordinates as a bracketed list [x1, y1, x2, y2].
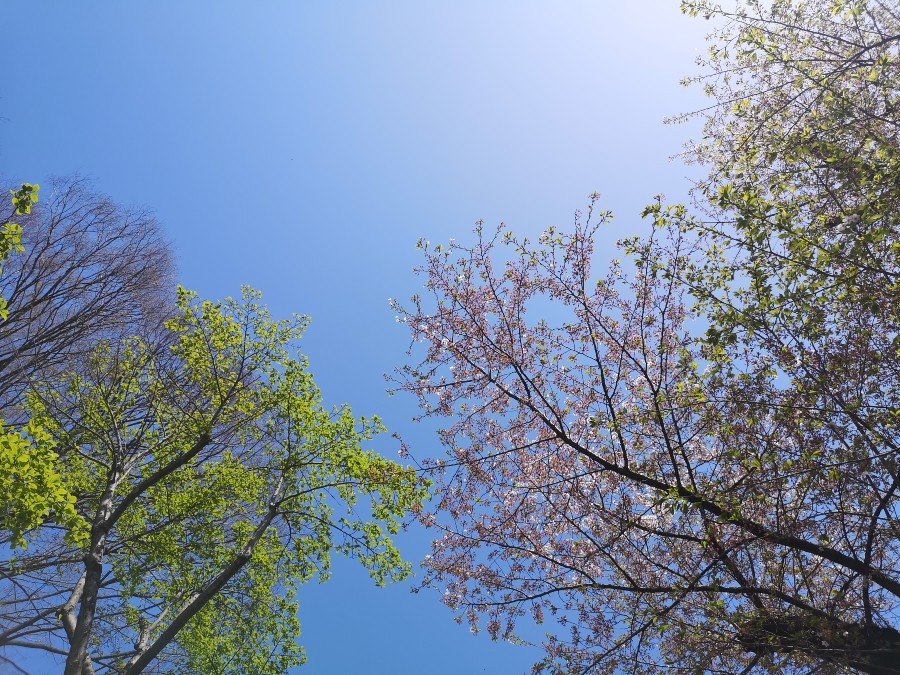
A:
[2, 2, 712, 672]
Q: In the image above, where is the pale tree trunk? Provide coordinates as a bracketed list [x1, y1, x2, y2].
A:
[59, 573, 94, 675]
[62, 432, 212, 675]
[63, 479, 118, 675]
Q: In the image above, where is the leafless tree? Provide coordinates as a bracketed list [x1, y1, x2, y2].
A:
[0, 176, 175, 420]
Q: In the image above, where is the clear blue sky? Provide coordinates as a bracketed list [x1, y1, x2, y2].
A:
[2, 2, 710, 672]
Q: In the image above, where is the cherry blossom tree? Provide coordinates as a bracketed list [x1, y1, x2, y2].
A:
[396, 1, 900, 672]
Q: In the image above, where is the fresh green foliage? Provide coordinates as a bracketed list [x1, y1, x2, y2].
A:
[10, 182, 39, 215]
[0, 183, 36, 320]
[6, 286, 428, 674]
[0, 420, 86, 549]
[0, 183, 81, 549]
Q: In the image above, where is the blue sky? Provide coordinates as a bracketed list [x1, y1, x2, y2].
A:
[2, 2, 711, 672]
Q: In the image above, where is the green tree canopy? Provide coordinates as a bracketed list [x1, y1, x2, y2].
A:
[0, 176, 173, 553]
[0, 181, 428, 674]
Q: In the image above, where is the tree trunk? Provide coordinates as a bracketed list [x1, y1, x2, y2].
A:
[123, 505, 278, 674]
[738, 613, 900, 675]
